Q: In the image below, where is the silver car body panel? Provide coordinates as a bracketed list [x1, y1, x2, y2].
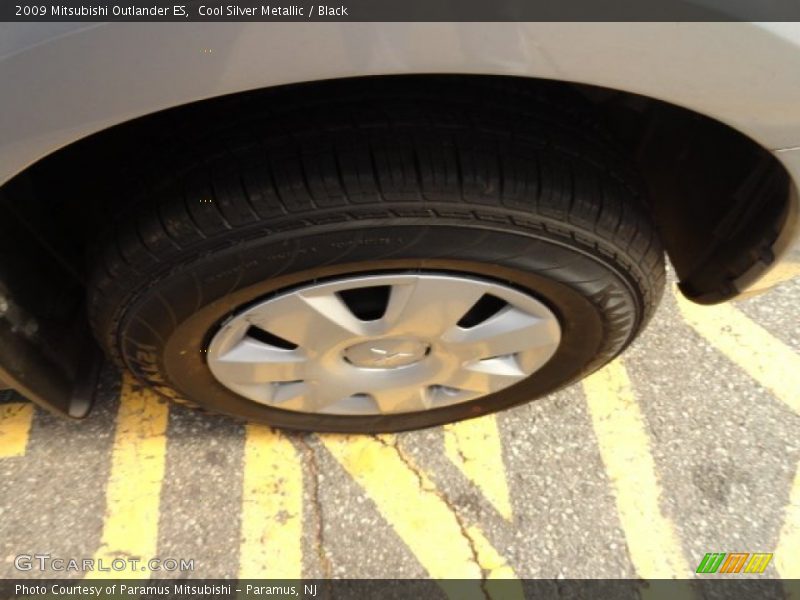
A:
[2, 21, 799, 289]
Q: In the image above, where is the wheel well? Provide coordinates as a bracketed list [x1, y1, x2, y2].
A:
[0, 73, 791, 321]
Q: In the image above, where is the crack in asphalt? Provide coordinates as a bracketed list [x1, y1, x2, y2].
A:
[371, 434, 491, 600]
[297, 434, 333, 585]
[446, 427, 472, 469]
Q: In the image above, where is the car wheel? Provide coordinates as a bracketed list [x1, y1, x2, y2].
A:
[87, 88, 664, 432]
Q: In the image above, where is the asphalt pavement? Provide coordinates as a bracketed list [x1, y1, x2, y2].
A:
[1, 267, 798, 587]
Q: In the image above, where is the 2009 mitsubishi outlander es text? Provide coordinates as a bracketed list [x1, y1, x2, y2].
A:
[1, 22, 798, 432]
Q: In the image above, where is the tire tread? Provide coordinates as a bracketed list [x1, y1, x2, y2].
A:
[87, 82, 665, 411]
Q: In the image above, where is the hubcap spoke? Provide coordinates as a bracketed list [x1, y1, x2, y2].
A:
[452, 355, 528, 394]
[306, 378, 365, 413]
[212, 339, 307, 383]
[371, 384, 432, 414]
[268, 381, 310, 410]
[442, 306, 560, 360]
[248, 290, 367, 349]
[379, 277, 489, 337]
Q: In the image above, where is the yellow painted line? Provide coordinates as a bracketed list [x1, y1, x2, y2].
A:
[239, 424, 303, 578]
[0, 402, 34, 458]
[444, 414, 513, 521]
[674, 287, 800, 414]
[676, 288, 800, 581]
[776, 464, 800, 577]
[583, 360, 691, 579]
[321, 434, 521, 599]
[87, 374, 169, 579]
[466, 525, 518, 580]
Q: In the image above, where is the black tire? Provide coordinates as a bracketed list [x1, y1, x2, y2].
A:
[87, 81, 665, 432]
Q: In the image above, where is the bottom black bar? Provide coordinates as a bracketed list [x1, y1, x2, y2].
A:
[1, 579, 798, 600]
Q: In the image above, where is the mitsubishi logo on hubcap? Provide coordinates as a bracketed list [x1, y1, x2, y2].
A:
[344, 338, 430, 369]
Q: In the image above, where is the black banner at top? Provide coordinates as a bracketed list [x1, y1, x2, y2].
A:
[4, 0, 800, 22]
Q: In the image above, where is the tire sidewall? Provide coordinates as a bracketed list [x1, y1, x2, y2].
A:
[116, 221, 642, 432]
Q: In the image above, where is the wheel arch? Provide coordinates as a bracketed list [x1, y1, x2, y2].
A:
[2, 24, 800, 413]
[1, 71, 793, 303]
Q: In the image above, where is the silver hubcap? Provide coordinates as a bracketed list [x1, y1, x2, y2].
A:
[206, 273, 561, 416]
